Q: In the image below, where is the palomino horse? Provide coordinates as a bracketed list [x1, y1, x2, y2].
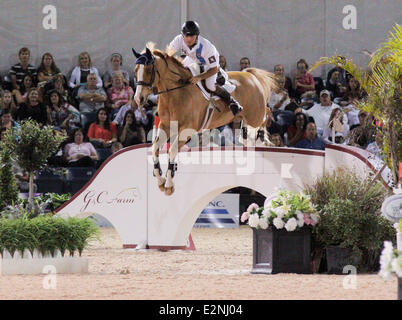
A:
[132, 45, 276, 195]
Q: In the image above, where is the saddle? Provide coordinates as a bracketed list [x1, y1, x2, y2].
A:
[186, 63, 236, 100]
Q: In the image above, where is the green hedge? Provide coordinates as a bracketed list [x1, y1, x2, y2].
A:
[0, 215, 99, 258]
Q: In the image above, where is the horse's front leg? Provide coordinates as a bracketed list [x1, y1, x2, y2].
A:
[152, 124, 169, 192]
[164, 133, 187, 196]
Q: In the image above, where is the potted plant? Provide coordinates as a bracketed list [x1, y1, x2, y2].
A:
[379, 241, 402, 300]
[304, 168, 396, 274]
[242, 189, 319, 274]
[0, 213, 99, 275]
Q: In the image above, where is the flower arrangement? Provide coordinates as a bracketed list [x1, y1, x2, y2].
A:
[241, 190, 319, 232]
[379, 241, 402, 279]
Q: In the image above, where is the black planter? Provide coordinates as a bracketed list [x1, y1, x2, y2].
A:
[398, 277, 402, 300]
[251, 226, 312, 274]
[326, 246, 359, 274]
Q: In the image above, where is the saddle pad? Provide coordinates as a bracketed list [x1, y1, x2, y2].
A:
[187, 63, 236, 100]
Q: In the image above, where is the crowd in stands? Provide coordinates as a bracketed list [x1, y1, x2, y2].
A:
[0, 47, 383, 193]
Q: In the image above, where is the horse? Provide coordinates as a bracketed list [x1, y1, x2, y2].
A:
[132, 45, 276, 195]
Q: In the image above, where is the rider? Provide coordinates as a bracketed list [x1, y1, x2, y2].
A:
[168, 21, 243, 116]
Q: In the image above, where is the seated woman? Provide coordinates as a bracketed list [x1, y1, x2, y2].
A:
[294, 59, 315, 101]
[107, 72, 134, 119]
[322, 108, 350, 144]
[267, 75, 290, 111]
[0, 90, 18, 118]
[286, 112, 308, 146]
[37, 52, 62, 83]
[338, 77, 367, 107]
[12, 74, 35, 105]
[87, 107, 118, 148]
[17, 87, 48, 126]
[270, 132, 285, 147]
[103, 53, 130, 88]
[46, 90, 80, 134]
[118, 110, 146, 147]
[69, 51, 102, 89]
[64, 128, 98, 167]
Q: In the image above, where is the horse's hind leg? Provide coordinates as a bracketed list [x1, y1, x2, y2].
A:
[152, 124, 169, 192]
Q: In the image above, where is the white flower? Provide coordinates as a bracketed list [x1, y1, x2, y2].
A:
[391, 255, 402, 277]
[273, 217, 285, 229]
[285, 217, 298, 232]
[262, 208, 271, 218]
[379, 241, 394, 280]
[248, 214, 260, 228]
[296, 212, 305, 227]
[258, 217, 269, 230]
[247, 203, 259, 213]
[310, 213, 320, 224]
[275, 207, 286, 219]
[282, 204, 291, 214]
[264, 201, 273, 210]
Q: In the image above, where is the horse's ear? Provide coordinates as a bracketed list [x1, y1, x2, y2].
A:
[132, 48, 141, 58]
[145, 47, 153, 58]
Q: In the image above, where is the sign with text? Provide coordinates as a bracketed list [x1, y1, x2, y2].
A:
[194, 194, 239, 228]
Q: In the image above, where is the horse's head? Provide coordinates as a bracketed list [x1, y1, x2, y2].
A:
[132, 47, 157, 107]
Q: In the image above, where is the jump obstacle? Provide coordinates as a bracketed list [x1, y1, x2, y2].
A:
[55, 144, 392, 250]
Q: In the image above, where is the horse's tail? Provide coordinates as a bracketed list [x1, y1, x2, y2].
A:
[244, 68, 277, 103]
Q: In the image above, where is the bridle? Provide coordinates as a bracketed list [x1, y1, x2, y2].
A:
[136, 54, 190, 95]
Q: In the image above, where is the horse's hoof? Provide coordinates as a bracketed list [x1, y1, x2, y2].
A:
[164, 186, 175, 196]
[158, 178, 166, 192]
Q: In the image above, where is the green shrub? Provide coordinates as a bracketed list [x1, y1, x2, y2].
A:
[0, 215, 99, 258]
[0, 148, 19, 209]
[304, 168, 396, 271]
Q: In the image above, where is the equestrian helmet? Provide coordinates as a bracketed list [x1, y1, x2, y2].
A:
[181, 21, 200, 36]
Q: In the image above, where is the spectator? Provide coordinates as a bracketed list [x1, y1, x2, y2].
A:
[294, 122, 326, 150]
[366, 128, 384, 159]
[346, 112, 376, 148]
[12, 74, 35, 105]
[240, 57, 250, 70]
[87, 107, 118, 148]
[265, 107, 286, 139]
[322, 108, 349, 144]
[286, 112, 308, 147]
[69, 52, 102, 89]
[0, 90, 18, 118]
[294, 59, 315, 100]
[9, 47, 37, 90]
[103, 53, 130, 88]
[219, 55, 228, 71]
[48, 73, 75, 106]
[118, 110, 146, 147]
[64, 128, 98, 167]
[268, 75, 290, 111]
[17, 88, 48, 126]
[0, 109, 20, 132]
[107, 72, 134, 119]
[274, 64, 294, 98]
[326, 60, 351, 91]
[46, 90, 80, 133]
[339, 77, 367, 107]
[77, 73, 107, 128]
[325, 69, 345, 101]
[305, 89, 347, 137]
[271, 133, 285, 147]
[37, 52, 62, 83]
[111, 141, 123, 153]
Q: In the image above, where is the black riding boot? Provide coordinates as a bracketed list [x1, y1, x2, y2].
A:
[214, 86, 243, 116]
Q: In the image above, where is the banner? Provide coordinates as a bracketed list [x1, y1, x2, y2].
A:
[194, 193, 239, 228]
